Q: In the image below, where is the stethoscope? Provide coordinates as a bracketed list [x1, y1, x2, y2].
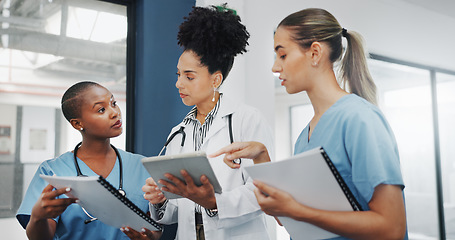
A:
[73, 142, 125, 224]
[158, 126, 186, 156]
[158, 120, 241, 164]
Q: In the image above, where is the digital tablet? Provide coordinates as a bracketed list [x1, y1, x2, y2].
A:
[141, 151, 222, 199]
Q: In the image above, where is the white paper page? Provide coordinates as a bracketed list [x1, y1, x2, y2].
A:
[245, 147, 355, 240]
[41, 175, 161, 232]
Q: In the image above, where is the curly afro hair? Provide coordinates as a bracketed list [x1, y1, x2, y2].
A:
[177, 4, 250, 83]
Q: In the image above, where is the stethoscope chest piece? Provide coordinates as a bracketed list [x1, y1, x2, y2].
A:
[118, 189, 126, 197]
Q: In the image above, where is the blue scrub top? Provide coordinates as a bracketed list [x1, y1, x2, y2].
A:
[16, 149, 151, 240]
[294, 94, 407, 240]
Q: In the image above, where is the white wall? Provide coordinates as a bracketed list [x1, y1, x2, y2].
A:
[197, 0, 455, 151]
[196, 0, 455, 154]
[0, 218, 27, 239]
[242, 0, 455, 73]
[196, 0, 276, 128]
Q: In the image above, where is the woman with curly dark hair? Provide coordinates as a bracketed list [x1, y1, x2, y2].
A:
[140, 4, 274, 240]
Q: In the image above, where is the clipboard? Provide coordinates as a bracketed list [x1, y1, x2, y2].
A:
[40, 175, 162, 232]
[244, 147, 361, 240]
[141, 151, 222, 199]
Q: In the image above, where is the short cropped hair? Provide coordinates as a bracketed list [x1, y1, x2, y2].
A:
[61, 81, 101, 122]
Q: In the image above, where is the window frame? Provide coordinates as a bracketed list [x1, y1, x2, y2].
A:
[370, 53, 455, 239]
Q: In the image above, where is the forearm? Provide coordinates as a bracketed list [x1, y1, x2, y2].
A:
[26, 217, 55, 240]
[291, 206, 405, 240]
[255, 183, 406, 240]
[288, 185, 406, 240]
[252, 145, 271, 164]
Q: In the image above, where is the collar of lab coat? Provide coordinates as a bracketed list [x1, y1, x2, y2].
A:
[172, 93, 241, 147]
[203, 93, 240, 141]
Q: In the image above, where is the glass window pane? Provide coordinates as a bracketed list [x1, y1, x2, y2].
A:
[0, 0, 127, 225]
[66, 6, 127, 43]
[436, 72, 455, 238]
[370, 59, 439, 239]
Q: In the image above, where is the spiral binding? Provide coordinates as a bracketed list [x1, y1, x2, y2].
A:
[97, 176, 163, 231]
[319, 147, 363, 211]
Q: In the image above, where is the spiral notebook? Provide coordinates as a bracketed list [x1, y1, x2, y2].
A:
[40, 175, 162, 232]
[244, 147, 362, 240]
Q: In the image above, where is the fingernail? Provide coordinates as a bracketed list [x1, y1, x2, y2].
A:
[125, 228, 129, 232]
[155, 187, 160, 191]
[65, 187, 71, 192]
[120, 227, 124, 232]
[141, 228, 146, 232]
[75, 199, 80, 203]
[158, 192, 163, 196]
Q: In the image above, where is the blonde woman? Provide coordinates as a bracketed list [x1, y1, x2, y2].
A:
[212, 8, 407, 240]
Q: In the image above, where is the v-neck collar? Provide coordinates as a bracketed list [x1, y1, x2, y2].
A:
[307, 94, 352, 143]
[75, 155, 119, 180]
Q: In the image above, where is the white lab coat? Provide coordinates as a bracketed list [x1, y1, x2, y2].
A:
[150, 94, 274, 240]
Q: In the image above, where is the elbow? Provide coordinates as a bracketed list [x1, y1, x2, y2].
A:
[391, 213, 407, 240]
[370, 217, 406, 240]
[385, 222, 406, 240]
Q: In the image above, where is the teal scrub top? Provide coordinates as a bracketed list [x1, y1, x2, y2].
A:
[293, 94, 407, 240]
[16, 149, 151, 240]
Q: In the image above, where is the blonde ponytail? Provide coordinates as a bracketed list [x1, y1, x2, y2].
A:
[340, 30, 377, 105]
[278, 8, 377, 105]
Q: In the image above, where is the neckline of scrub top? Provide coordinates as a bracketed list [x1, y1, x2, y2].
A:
[74, 155, 120, 184]
[307, 94, 352, 143]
